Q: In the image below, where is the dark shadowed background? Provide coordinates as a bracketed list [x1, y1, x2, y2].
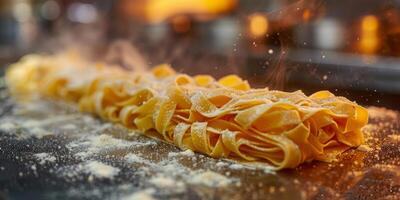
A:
[1, 0, 400, 108]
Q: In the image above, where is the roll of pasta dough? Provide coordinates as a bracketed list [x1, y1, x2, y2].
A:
[5, 53, 368, 170]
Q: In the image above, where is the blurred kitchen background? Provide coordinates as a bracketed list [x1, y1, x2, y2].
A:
[1, 0, 400, 109]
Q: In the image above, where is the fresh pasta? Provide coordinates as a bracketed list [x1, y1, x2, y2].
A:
[5, 53, 369, 170]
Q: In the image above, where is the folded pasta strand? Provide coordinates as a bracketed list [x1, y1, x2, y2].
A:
[5, 54, 368, 170]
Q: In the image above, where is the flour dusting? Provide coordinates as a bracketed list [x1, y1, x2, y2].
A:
[121, 188, 155, 200]
[83, 161, 120, 179]
[190, 170, 232, 187]
[67, 133, 156, 159]
[34, 153, 56, 165]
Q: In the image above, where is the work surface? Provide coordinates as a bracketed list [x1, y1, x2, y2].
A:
[0, 88, 399, 199]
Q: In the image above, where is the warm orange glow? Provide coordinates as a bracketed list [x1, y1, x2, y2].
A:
[143, 0, 236, 23]
[248, 14, 269, 38]
[171, 15, 191, 33]
[359, 15, 380, 54]
[361, 15, 379, 31]
[302, 9, 311, 21]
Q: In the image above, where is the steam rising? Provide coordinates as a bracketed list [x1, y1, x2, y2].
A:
[35, 0, 324, 91]
[264, 0, 324, 90]
[105, 39, 148, 72]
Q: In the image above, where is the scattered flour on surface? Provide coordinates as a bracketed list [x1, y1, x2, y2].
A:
[4, 101, 241, 192]
[20, 115, 81, 128]
[67, 134, 155, 159]
[0, 120, 54, 139]
[388, 134, 400, 141]
[60, 124, 78, 130]
[216, 161, 229, 168]
[82, 115, 96, 124]
[357, 144, 373, 152]
[66, 187, 102, 199]
[167, 149, 195, 158]
[149, 175, 185, 191]
[123, 153, 238, 188]
[157, 160, 189, 177]
[29, 127, 53, 139]
[89, 134, 132, 148]
[149, 175, 176, 188]
[125, 153, 154, 166]
[83, 161, 120, 179]
[0, 122, 17, 132]
[229, 163, 244, 170]
[368, 107, 397, 119]
[121, 188, 155, 200]
[34, 153, 56, 165]
[189, 170, 232, 187]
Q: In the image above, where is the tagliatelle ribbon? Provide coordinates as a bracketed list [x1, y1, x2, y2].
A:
[5, 54, 368, 170]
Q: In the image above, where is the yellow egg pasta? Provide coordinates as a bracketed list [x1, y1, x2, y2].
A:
[5, 54, 368, 170]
